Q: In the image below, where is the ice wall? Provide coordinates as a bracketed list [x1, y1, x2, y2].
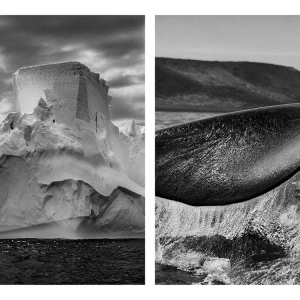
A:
[0, 62, 145, 238]
[13, 62, 111, 126]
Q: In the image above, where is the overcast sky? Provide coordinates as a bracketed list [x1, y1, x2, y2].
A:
[0, 15, 144, 125]
[156, 15, 300, 71]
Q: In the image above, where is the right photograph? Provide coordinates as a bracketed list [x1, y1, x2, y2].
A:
[155, 15, 300, 285]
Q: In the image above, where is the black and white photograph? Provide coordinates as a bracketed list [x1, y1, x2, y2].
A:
[0, 15, 145, 284]
[155, 15, 300, 285]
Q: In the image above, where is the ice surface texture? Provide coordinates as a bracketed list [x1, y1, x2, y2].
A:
[0, 62, 144, 238]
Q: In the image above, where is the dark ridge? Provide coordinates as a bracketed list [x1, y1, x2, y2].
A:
[118, 186, 142, 198]
[156, 57, 300, 112]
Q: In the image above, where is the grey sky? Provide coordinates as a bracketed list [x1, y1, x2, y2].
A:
[156, 15, 300, 71]
[0, 15, 145, 126]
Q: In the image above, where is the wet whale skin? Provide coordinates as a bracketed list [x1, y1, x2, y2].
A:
[156, 104, 300, 206]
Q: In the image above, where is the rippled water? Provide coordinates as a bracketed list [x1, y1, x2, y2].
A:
[156, 263, 207, 285]
[0, 239, 145, 284]
[156, 239, 300, 286]
[156, 258, 300, 285]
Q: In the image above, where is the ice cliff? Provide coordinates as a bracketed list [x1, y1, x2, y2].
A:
[0, 62, 145, 238]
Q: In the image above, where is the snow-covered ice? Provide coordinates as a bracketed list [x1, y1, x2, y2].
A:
[0, 62, 145, 238]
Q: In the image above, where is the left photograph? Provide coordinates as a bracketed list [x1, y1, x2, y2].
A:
[0, 15, 145, 284]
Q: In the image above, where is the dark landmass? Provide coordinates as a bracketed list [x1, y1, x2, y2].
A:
[156, 57, 300, 112]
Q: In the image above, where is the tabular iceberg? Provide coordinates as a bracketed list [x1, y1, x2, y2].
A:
[0, 62, 145, 238]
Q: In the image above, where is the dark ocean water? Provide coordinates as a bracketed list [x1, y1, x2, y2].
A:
[156, 258, 300, 285]
[0, 239, 145, 285]
[156, 263, 207, 285]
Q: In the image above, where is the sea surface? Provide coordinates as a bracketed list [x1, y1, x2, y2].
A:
[155, 263, 207, 285]
[155, 111, 220, 131]
[156, 258, 300, 285]
[0, 239, 145, 284]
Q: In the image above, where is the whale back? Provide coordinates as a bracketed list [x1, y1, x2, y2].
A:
[156, 105, 300, 206]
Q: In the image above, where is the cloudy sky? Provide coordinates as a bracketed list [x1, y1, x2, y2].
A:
[0, 15, 144, 125]
[156, 16, 300, 71]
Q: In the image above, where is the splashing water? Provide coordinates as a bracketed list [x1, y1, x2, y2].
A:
[156, 170, 300, 284]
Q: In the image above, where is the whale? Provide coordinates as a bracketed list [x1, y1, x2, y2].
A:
[156, 104, 300, 206]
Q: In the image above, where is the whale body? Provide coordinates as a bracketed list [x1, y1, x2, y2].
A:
[156, 104, 300, 206]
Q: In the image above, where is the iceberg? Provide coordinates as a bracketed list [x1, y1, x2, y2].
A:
[0, 62, 145, 238]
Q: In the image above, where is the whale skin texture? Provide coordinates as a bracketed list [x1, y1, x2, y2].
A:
[156, 104, 300, 206]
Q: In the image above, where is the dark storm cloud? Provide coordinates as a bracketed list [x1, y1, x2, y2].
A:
[1, 15, 143, 37]
[110, 89, 145, 126]
[0, 15, 144, 123]
[108, 72, 145, 89]
[111, 96, 145, 125]
[98, 38, 144, 59]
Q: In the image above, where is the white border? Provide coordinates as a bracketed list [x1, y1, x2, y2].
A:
[2, 0, 299, 15]
[1, 0, 300, 298]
